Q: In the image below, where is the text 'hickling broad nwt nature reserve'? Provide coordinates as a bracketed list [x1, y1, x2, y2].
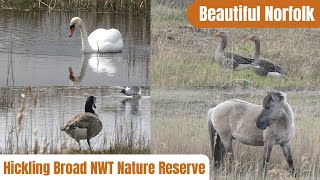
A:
[2, 161, 206, 176]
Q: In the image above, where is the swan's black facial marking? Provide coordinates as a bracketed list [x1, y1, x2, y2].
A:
[70, 23, 75, 29]
[69, 24, 75, 37]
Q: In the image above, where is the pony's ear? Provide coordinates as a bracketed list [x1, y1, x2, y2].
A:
[270, 93, 281, 103]
[263, 94, 272, 108]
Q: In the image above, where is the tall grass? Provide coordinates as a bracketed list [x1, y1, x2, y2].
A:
[0, 0, 150, 14]
[151, 87, 320, 179]
[151, 4, 320, 86]
[153, 0, 193, 7]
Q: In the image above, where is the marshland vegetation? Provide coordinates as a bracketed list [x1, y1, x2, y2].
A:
[0, 0, 150, 14]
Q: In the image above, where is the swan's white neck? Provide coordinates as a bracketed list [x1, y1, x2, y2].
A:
[77, 19, 92, 52]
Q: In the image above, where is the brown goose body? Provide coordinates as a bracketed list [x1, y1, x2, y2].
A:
[61, 96, 102, 151]
[248, 35, 285, 77]
[215, 32, 256, 70]
[62, 113, 102, 141]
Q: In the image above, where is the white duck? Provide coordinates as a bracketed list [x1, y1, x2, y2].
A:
[121, 86, 142, 98]
[69, 17, 123, 53]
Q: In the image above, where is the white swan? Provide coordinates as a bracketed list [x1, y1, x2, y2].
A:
[69, 17, 123, 53]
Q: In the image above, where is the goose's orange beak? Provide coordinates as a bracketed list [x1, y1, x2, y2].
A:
[69, 24, 75, 37]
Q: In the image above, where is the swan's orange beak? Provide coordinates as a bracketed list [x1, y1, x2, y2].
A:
[69, 24, 75, 37]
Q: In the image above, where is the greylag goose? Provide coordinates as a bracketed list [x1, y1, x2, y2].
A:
[61, 96, 102, 151]
[121, 86, 142, 98]
[215, 32, 256, 70]
[248, 35, 285, 77]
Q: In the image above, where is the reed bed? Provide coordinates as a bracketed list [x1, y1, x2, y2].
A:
[0, 86, 150, 154]
[151, 87, 320, 179]
[153, 0, 193, 7]
[0, 0, 150, 14]
[151, 4, 320, 86]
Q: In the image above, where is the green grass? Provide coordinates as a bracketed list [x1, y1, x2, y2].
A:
[151, 4, 320, 86]
[151, 87, 320, 179]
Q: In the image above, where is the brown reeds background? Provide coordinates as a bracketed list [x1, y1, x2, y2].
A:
[0, 0, 150, 14]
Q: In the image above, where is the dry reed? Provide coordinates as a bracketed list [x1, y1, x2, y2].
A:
[0, 0, 150, 14]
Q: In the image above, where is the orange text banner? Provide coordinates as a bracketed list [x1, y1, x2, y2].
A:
[0, 155, 209, 180]
[187, 0, 320, 28]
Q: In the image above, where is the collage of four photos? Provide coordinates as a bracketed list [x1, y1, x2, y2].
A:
[1, 0, 320, 179]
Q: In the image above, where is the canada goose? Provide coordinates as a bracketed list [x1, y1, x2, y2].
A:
[121, 86, 142, 98]
[61, 96, 102, 151]
[215, 32, 257, 70]
[248, 35, 285, 78]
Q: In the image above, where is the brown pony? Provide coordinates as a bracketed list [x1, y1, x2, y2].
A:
[208, 92, 295, 173]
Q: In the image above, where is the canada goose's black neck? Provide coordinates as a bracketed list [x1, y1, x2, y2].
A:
[85, 102, 95, 114]
[253, 39, 260, 59]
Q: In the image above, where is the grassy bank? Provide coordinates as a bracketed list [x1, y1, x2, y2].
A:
[0, 0, 150, 14]
[151, 87, 320, 179]
[151, 4, 320, 86]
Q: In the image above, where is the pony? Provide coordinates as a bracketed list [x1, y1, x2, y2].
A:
[208, 92, 295, 173]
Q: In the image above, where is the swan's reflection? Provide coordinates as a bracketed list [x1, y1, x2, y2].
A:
[68, 53, 122, 86]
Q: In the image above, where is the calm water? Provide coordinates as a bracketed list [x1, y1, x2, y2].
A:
[0, 87, 150, 153]
[0, 10, 150, 86]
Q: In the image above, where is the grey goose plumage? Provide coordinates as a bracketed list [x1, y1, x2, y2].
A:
[61, 96, 102, 151]
[248, 35, 285, 78]
[215, 32, 257, 70]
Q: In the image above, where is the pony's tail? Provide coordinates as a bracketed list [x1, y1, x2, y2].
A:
[208, 109, 216, 161]
[208, 108, 224, 168]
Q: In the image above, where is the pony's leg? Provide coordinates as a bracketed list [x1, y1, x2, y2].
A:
[220, 135, 233, 171]
[262, 141, 274, 176]
[281, 143, 295, 175]
[77, 140, 82, 151]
